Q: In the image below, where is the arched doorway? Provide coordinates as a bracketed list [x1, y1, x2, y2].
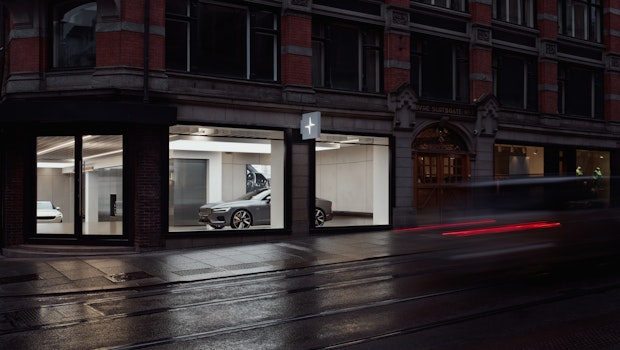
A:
[413, 125, 470, 223]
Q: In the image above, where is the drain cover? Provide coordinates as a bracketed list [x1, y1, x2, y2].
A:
[106, 271, 154, 283]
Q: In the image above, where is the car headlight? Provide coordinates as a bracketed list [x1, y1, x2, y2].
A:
[212, 207, 230, 213]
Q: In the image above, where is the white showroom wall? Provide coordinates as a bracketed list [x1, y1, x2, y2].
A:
[316, 145, 374, 214]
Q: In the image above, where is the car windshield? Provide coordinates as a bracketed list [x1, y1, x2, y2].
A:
[37, 201, 54, 210]
[238, 188, 269, 200]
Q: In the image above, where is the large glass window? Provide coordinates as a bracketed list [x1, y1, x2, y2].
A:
[576, 149, 609, 205]
[169, 126, 284, 232]
[36, 135, 123, 236]
[558, 63, 603, 119]
[411, 36, 469, 102]
[165, 1, 278, 81]
[312, 20, 382, 93]
[494, 144, 544, 178]
[315, 134, 390, 227]
[558, 0, 601, 42]
[493, 0, 535, 27]
[493, 51, 537, 111]
[52, 1, 97, 68]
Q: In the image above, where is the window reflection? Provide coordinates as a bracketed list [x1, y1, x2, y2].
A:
[52, 1, 97, 68]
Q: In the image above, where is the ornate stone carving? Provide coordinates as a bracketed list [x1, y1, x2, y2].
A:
[390, 84, 418, 130]
[540, 41, 558, 59]
[476, 28, 491, 42]
[392, 10, 409, 26]
[607, 54, 620, 72]
[471, 26, 492, 48]
[474, 94, 499, 136]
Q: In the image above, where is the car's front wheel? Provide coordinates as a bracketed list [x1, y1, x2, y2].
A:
[315, 208, 326, 227]
[231, 209, 252, 229]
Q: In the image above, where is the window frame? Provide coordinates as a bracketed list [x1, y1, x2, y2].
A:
[416, 0, 468, 12]
[493, 0, 535, 28]
[411, 35, 469, 102]
[558, 63, 603, 119]
[312, 19, 383, 93]
[165, 1, 280, 82]
[492, 51, 538, 111]
[50, 0, 97, 69]
[558, 0, 602, 43]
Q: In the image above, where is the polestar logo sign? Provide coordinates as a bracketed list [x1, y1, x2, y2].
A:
[301, 111, 321, 140]
[305, 117, 315, 134]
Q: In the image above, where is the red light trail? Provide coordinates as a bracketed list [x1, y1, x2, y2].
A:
[442, 221, 562, 237]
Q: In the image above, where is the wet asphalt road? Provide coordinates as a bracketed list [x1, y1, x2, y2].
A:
[2, 226, 620, 349]
[2, 208, 620, 349]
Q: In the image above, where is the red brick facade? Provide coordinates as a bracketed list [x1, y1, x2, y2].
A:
[281, 14, 312, 87]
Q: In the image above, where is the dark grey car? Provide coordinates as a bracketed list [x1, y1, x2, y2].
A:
[199, 188, 333, 229]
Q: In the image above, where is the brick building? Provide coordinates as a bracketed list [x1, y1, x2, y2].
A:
[0, 0, 619, 252]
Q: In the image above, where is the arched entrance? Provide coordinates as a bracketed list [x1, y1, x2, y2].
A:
[413, 125, 470, 223]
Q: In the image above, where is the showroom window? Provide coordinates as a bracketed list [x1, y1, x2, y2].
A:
[165, 0, 278, 81]
[493, 0, 535, 27]
[493, 51, 537, 111]
[558, 0, 601, 42]
[558, 63, 603, 119]
[411, 35, 469, 102]
[494, 144, 543, 178]
[169, 126, 284, 232]
[577, 149, 609, 205]
[36, 135, 123, 236]
[312, 20, 382, 93]
[415, 0, 467, 11]
[315, 134, 390, 227]
[52, 1, 97, 68]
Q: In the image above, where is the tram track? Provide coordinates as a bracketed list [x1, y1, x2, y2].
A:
[1, 248, 619, 350]
[0, 252, 485, 335]
[102, 258, 620, 350]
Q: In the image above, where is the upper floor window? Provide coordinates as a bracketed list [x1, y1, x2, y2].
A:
[312, 20, 382, 93]
[52, 1, 96, 68]
[493, 52, 537, 111]
[558, 0, 601, 42]
[411, 36, 469, 102]
[493, 0, 535, 27]
[165, 1, 279, 82]
[416, 0, 467, 11]
[558, 63, 603, 119]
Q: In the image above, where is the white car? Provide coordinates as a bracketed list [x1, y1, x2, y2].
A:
[37, 201, 63, 223]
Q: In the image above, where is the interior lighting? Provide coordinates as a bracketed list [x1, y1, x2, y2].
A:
[169, 139, 271, 153]
[442, 221, 561, 237]
[37, 162, 74, 168]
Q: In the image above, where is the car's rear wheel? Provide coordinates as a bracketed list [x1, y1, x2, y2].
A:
[231, 209, 252, 229]
[315, 208, 326, 227]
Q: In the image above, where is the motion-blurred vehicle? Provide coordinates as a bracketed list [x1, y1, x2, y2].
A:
[199, 188, 333, 229]
[37, 200, 63, 223]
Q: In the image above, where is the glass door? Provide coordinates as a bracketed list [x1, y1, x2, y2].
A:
[37, 136, 76, 235]
[36, 135, 123, 237]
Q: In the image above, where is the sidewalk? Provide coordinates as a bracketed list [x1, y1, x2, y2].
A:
[0, 229, 446, 297]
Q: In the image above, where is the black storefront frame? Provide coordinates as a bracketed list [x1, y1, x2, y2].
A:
[0, 98, 177, 247]
[28, 128, 130, 245]
[165, 123, 292, 237]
